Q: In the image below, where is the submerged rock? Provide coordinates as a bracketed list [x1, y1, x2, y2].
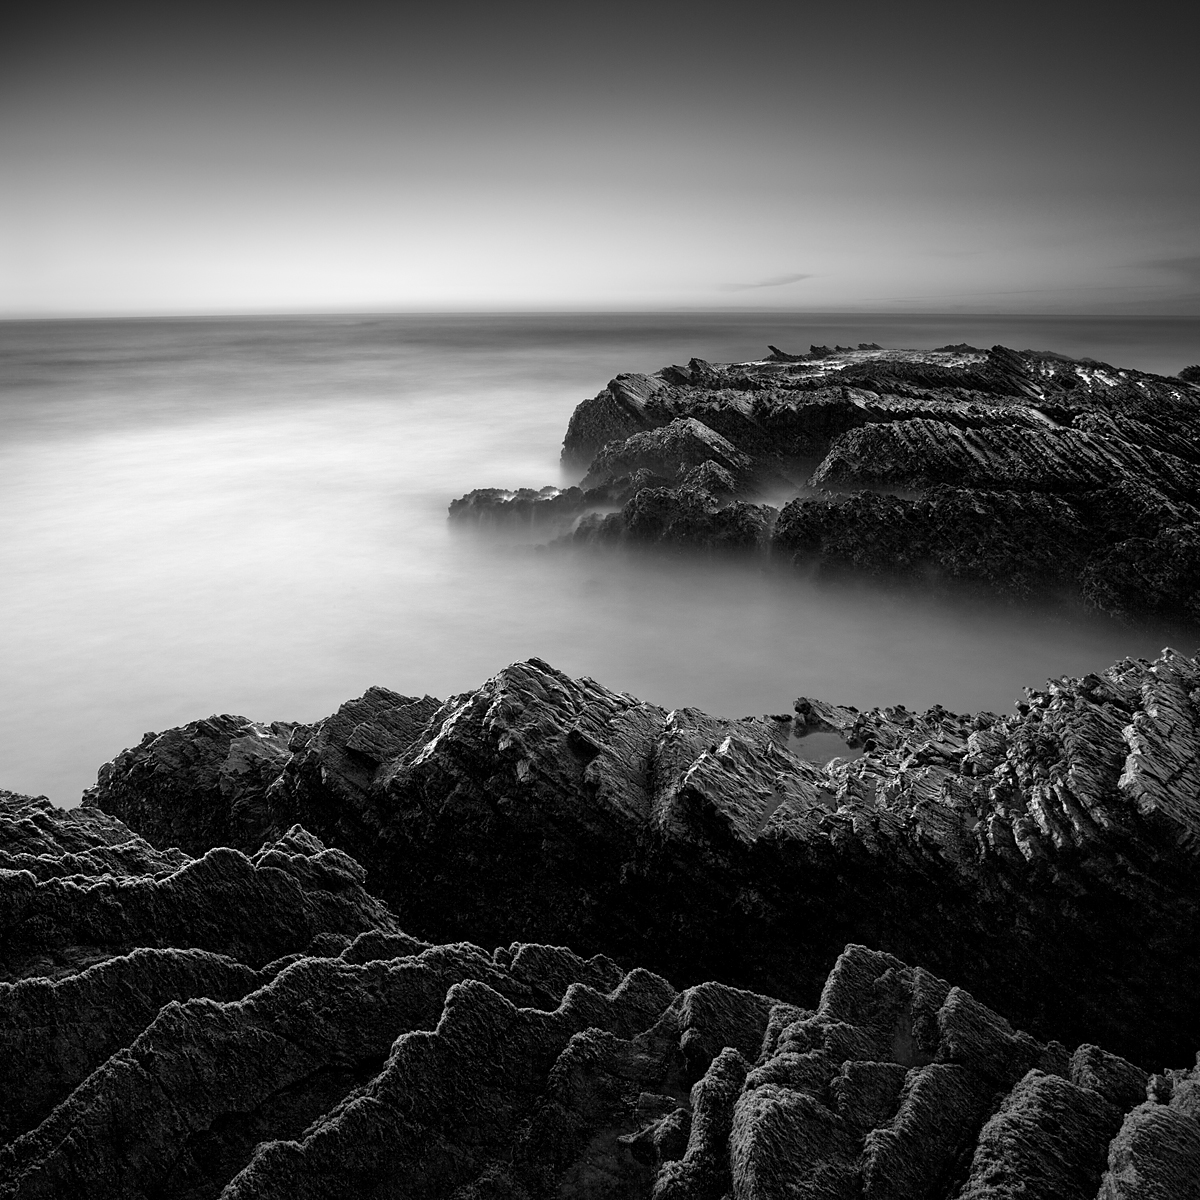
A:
[5, 797, 1200, 1199]
[84, 648, 1200, 1070]
[449, 344, 1200, 617]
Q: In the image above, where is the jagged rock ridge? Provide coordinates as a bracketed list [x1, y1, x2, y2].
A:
[85, 648, 1200, 1068]
[3, 790, 1200, 1198]
[449, 345, 1200, 619]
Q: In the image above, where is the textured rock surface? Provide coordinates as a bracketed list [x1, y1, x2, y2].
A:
[0, 788, 405, 1143]
[450, 344, 1200, 618]
[87, 648, 1200, 1069]
[6, 819, 1200, 1200]
[0, 799, 399, 984]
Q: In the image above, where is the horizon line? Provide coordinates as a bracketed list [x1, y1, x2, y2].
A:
[5, 305, 1200, 324]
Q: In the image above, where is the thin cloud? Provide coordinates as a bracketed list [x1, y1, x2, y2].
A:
[722, 272, 812, 292]
[1143, 254, 1200, 283]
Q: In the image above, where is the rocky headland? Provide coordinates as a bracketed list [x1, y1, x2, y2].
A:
[449, 345, 1200, 620]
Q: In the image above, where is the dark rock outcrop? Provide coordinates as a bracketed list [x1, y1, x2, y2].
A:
[0, 790, 404, 1151]
[85, 648, 1200, 1070]
[6, 807, 1200, 1200]
[772, 485, 1088, 593]
[574, 486, 777, 552]
[581, 418, 754, 490]
[0, 792, 400, 987]
[560, 371, 668, 469]
[450, 344, 1200, 618]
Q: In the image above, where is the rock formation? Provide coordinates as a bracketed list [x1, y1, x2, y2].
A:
[83, 648, 1200, 1070]
[4, 787, 1200, 1198]
[0, 791, 403, 1147]
[12, 343, 1200, 1192]
[450, 345, 1200, 619]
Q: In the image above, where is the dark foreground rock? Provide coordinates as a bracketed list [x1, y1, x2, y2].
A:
[450, 345, 1200, 619]
[85, 649, 1200, 1069]
[4, 790, 1200, 1199]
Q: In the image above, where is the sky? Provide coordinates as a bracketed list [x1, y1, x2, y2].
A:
[3, 0, 1199, 316]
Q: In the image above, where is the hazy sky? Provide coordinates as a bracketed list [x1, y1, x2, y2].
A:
[4, 1, 1198, 315]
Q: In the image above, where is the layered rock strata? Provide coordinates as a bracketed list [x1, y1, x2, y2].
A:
[450, 345, 1200, 619]
[85, 648, 1200, 1068]
[4, 793, 1199, 1198]
[0, 791, 404, 1146]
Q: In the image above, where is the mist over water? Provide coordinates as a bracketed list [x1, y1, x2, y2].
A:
[2, 312, 1196, 806]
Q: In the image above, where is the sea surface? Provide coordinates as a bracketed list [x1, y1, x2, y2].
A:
[2, 311, 1198, 806]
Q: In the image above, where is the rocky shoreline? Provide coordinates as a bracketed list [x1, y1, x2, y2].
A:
[3, 778, 1200, 1197]
[4, 647, 1200, 1194]
[450, 345, 1200, 620]
[69, 649, 1200, 1070]
[6, 340, 1200, 1195]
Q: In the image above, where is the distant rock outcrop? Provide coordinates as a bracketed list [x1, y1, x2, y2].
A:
[84, 648, 1200, 1071]
[450, 344, 1200, 619]
[4, 790, 1200, 1198]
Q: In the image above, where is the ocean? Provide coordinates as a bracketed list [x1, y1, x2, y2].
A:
[2, 311, 1197, 806]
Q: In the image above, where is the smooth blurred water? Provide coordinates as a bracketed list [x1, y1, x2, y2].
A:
[2, 311, 1197, 805]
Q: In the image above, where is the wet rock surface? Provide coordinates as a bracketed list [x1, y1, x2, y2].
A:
[84, 648, 1200, 1070]
[449, 345, 1200, 618]
[6, 794, 1200, 1200]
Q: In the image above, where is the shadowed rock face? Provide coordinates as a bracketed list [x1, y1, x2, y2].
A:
[449, 345, 1200, 619]
[0, 794, 400, 985]
[0, 791, 407, 1148]
[85, 649, 1200, 1068]
[4, 795, 1199, 1199]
